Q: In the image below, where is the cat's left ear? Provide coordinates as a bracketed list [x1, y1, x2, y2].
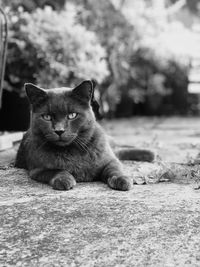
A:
[72, 80, 93, 102]
[25, 83, 47, 106]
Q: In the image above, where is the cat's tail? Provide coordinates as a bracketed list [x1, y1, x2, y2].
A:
[115, 148, 155, 162]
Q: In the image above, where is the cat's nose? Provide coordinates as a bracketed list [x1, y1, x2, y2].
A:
[55, 130, 65, 136]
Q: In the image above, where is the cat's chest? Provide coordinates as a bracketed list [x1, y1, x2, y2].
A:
[33, 146, 104, 182]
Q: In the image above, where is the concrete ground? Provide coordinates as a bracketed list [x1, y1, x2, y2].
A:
[1, 117, 200, 266]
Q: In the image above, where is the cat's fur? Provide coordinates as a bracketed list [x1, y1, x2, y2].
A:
[15, 80, 154, 191]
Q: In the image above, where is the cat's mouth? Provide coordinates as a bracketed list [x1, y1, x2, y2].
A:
[54, 140, 71, 146]
[51, 135, 77, 146]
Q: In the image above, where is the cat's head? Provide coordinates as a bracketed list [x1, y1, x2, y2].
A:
[25, 80, 96, 147]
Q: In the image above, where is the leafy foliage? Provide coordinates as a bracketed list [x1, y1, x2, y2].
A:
[3, 0, 200, 115]
[69, 0, 193, 115]
[2, 0, 66, 12]
[5, 5, 109, 95]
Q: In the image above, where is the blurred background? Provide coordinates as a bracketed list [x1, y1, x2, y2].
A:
[0, 0, 200, 131]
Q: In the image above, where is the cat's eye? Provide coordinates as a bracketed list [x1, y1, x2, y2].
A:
[42, 114, 51, 121]
[67, 113, 78, 120]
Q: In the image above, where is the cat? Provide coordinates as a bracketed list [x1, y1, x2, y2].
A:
[15, 80, 154, 191]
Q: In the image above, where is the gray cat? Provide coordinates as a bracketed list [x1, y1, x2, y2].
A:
[15, 81, 154, 191]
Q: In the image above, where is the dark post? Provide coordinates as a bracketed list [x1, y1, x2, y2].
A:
[0, 7, 8, 109]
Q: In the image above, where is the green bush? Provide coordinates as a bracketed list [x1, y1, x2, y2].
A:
[3, 0, 195, 115]
[5, 5, 109, 95]
[2, 0, 66, 12]
[69, 0, 190, 115]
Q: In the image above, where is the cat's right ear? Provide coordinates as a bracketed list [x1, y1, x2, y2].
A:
[72, 80, 93, 103]
[24, 83, 47, 105]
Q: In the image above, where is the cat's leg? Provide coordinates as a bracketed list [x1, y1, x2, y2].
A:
[29, 168, 76, 190]
[101, 159, 132, 191]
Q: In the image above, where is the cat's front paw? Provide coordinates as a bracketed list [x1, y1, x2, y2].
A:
[50, 172, 76, 191]
[107, 175, 132, 191]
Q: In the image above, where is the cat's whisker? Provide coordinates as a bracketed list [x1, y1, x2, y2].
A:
[74, 139, 87, 153]
[44, 133, 57, 142]
[75, 136, 87, 146]
[74, 138, 89, 154]
[77, 139, 90, 154]
[35, 140, 47, 153]
[78, 138, 89, 149]
[73, 140, 85, 153]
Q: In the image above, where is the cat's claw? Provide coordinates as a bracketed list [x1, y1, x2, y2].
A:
[108, 175, 132, 191]
[50, 174, 76, 191]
